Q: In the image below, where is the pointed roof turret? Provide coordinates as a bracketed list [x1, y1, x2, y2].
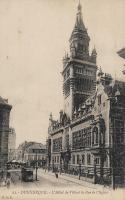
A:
[75, 1, 86, 31]
[70, 2, 88, 42]
[78, 107, 81, 112]
[115, 88, 120, 97]
[78, 0, 82, 10]
[97, 66, 104, 77]
[74, 108, 77, 115]
[0, 96, 12, 110]
[69, 2, 90, 60]
[49, 112, 53, 121]
[92, 46, 97, 56]
[91, 46, 97, 64]
[82, 104, 86, 109]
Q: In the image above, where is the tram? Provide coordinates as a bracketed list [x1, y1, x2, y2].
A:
[21, 167, 33, 182]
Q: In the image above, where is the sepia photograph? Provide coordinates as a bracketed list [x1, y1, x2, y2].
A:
[0, 0, 125, 199]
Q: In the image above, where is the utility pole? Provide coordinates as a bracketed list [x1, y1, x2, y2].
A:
[52, 158, 54, 172]
[111, 115, 116, 189]
[35, 151, 38, 181]
[79, 159, 81, 180]
[94, 158, 97, 184]
[112, 134, 115, 189]
[60, 157, 62, 174]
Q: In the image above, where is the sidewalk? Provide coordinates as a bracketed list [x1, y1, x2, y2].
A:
[39, 169, 111, 190]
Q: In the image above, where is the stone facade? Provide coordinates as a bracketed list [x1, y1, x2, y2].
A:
[17, 141, 47, 168]
[117, 48, 125, 74]
[0, 97, 12, 168]
[8, 127, 16, 161]
[62, 3, 97, 120]
[117, 48, 125, 59]
[48, 3, 125, 186]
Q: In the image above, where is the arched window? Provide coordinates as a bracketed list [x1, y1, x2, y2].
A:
[92, 127, 98, 145]
[100, 132, 104, 145]
[95, 130, 98, 144]
[82, 154, 85, 165]
[87, 154, 91, 165]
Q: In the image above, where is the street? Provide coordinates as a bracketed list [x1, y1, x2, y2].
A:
[0, 168, 114, 200]
[3, 168, 109, 190]
[0, 169, 114, 200]
[9, 169, 81, 188]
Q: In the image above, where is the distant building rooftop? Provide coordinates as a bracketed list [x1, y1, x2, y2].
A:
[117, 48, 125, 59]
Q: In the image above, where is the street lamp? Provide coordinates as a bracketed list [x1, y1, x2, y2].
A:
[60, 157, 62, 175]
[52, 158, 54, 173]
[94, 158, 97, 184]
[35, 152, 38, 181]
[79, 159, 81, 180]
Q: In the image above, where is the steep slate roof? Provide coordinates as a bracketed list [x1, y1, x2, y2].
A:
[24, 142, 46, 153]
[70, 2, 88, 41]
[18, 141, 46, 151]
[74, 2, 86, 31]
[0, 96, 9, 105]
[27, 143, 46, 150]
[117, 48, 125, 59]
[104, 80, 125, 97]
[75, 79, 125, 118]
[0, 96, 12, 110]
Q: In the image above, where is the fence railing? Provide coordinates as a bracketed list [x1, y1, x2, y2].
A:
[49, 163, 112, 185]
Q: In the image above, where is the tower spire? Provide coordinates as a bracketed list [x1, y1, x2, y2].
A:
[75, 0, 85, 31]
[69, 1, 90, 60]
[62, 2, 97, 119]
[78, 0, 82, 12]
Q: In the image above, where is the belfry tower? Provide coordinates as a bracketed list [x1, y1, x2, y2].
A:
[62, 2, 97, 120]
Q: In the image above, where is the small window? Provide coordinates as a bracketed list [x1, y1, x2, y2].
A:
[82, 155, 85, 165]
[98, 95, 102, 105]
[77, 155, 80, 164]
[67, 69, 70, 77]
[95, 157, 100, 165]
[87, 154, 91, 165]
[72, 155, 75, 164]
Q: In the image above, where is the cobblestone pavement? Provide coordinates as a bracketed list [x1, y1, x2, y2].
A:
[0, 168, 111, 190]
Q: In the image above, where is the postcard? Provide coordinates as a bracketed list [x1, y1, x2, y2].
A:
[0, 0, 125, 200]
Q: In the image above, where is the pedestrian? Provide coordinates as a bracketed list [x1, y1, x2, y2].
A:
[1, 170, 4, 178]
[55, 171, 58, 179]
[1, 178, 6, 187]
[6, 178, 11, 189]
[45, 167, 46, 173]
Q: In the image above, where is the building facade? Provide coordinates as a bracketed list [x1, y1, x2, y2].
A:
[8, 127, 16, 161]
[117, 48, 125, 74]
[17, 141, 47, 168]
[117, 48, 125, 59]
[62, 2, 97, 120]
[48, 3, 125, 186]
[0, 97, 12, 168]
[24, 143, 47, 168]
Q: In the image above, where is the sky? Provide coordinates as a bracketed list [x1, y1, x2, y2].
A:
[0, 0, 125, 147]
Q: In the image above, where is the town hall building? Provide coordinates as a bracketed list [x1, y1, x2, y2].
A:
[47, 2, 125, 187]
